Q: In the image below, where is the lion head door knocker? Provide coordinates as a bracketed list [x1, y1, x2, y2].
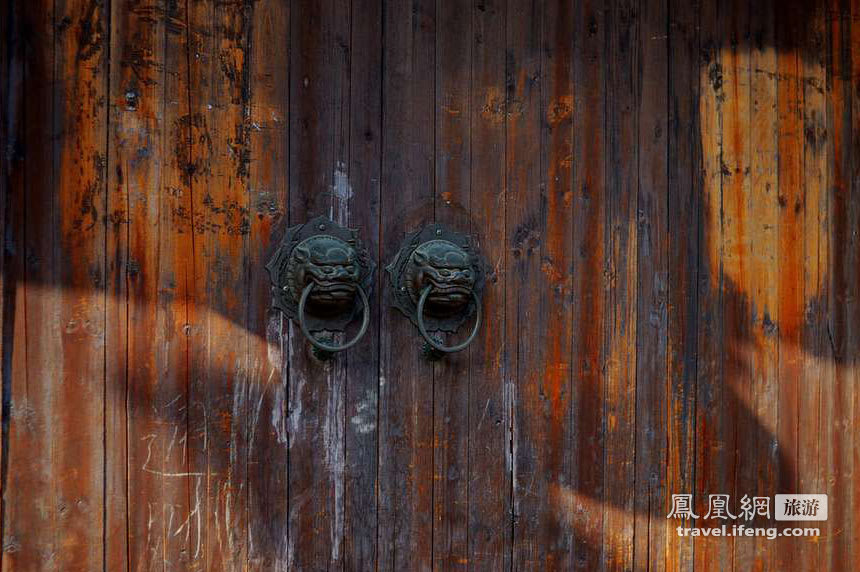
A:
[387, 224, 486, 359]
[266, 215, 375, 359]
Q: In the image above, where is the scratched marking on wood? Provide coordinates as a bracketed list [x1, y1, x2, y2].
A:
[1, 1, 859, 570]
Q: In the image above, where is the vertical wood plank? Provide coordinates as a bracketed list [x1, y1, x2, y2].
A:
[717, 11, 751, 571]
[186, 0, 253, 566]
[246, 0, 290, 568]
[377, 0, 436, 568]
[633, 0, 669, 568]
[823, 1, 855, 568]
[127, 0, 200, 566]
[505, 0, 564, 567]
[748, 1, 780, 568]
[695, 0, 730, 568]
[569, 0, 607, 567]
[286, 0, 353, 568]
[343, 0, 383, 569]
[774, 1, 803, 568]
[433, 0, 472, 568]
[105, 0, 169, 568]
[666, 0, 700, 568]
[467, 0, 512, 568]
[848, 0, 860, 564]
[1, 0, 59, 568]
[509, 0, 576, 567]
[799, 2, 828, 570]
[603, 0, 638, 568]
[54, 0, 109, 566]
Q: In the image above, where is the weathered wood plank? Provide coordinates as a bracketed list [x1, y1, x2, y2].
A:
[633, 0, 669, 568]
[54, 0, 109, 566]
[467, 0, 511, 568]
[666, 0, 701, 568]
[823, 1, 856, 568]
[1, 0, 59, 568]
[342, 0, 383, 569]
[798, 2, 828, 570]
[695, 0, 731, 568]
[245, 0, 290, 569]
[105, 0, 168, 568]
[505, 0, 568, 567]
[433, 0, 472, 567]
[774, 1, 803, 568]
[848, 0, 860, 563]
[716, 17, 751, 572]
[569, 0, 607, 567]
[377, 0, 436, 569]
[186, 0, 254, 566]
[603, 0, 638, 569]
[125, 0, 200, 567]
[285, 0, 352, 567]
[749, 1, 780, 568]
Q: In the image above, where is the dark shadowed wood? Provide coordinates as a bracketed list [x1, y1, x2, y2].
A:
[505, 0, 567, 567]
[603, 0, 638, 568]
[286, 0, 353, 567]
[246, 0, 289, 568]
[433, 0, 472, 567]
[2, 0, 59, 569]
[823, 0, 857, 568]
[377, 0, 436, 569]
[467, 0, 511, 568]
[569, 0, 607, 567]
[633, 0, 668, 568]
[695, 0, 731, 569]
[848, 0, 860, 566]
[342, 0, 383, 569]
[666, 0, 701, 568]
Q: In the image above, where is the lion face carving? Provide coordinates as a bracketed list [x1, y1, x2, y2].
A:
[405, 239, 476, 315]
[286, 235, 360, 315]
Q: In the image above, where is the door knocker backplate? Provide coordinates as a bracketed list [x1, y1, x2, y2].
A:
[387, 224, 486, 356]
[267, 215, 375, 356]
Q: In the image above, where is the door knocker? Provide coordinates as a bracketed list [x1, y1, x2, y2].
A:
[387, 224, 486, 358]
[267, 215, 375, 359]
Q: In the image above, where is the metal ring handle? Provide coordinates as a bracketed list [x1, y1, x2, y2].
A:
[416, 284, 482, 353]
[298, 282, 370, 353]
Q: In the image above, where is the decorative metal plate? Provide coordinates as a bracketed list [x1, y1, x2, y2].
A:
[386, 223, 485, 334]
[266, 215, 374, 334]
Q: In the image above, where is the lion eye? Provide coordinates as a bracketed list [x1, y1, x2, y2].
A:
[346, 265, 356, 272]
[324, 266, 335, 273]
[462, 270, 472, 278]
[440, 269, 452, 277]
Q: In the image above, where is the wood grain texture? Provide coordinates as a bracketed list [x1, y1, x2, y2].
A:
[0, 1, 859, 571]
[633, 0, 668, 568]
[2, 0, 59, 568]
[246, 0, 289, 568]
[342, 1, 382, 570]
[286, 0, 352, 568]
[377, 0, 436, 569]
[467, 0, 511, 568]
[569, 0, 608, 567]
[54, 0, 109, 567]
[666, 0, 701, 568]
[433, 0, 472, 567]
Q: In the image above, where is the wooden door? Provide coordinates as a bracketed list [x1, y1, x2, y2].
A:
[1, 0, 858, 570]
